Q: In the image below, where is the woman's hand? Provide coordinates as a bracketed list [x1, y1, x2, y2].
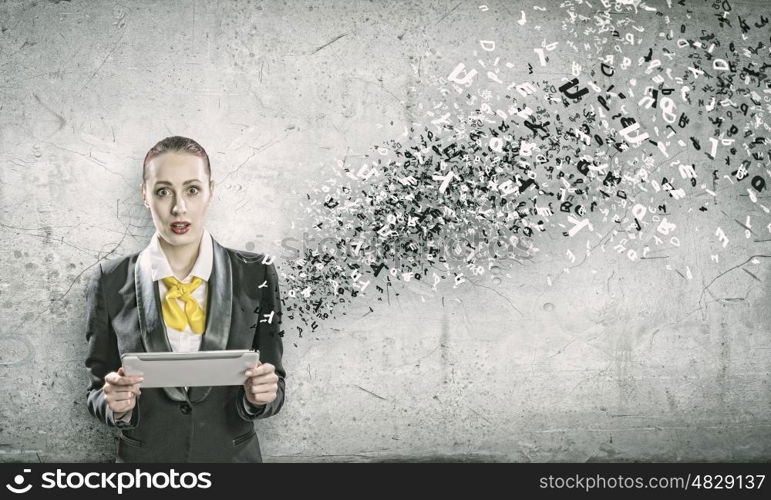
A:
[243, 362, 278, 407]
[103, 367, 143, 413]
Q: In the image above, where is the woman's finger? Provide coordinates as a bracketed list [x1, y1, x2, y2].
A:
[246, 363, 274, 378]
[104, 383, 142, 396]
[105, 371, 144, 386]
[244, 361, 264, 378]
[108, 390, 137, 402]
[247, 373, 279, 386]
[251, 383, 278, 395]
[249, 392, 276, 404]
[109, 398, 135, 412]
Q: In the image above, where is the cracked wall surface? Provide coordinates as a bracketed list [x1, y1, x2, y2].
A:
[0, 0, 769, 462]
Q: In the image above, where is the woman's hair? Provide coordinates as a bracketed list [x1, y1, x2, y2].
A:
[142, 136, 211, 181]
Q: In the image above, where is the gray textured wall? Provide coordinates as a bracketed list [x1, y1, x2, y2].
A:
[0, 0, 769, 462]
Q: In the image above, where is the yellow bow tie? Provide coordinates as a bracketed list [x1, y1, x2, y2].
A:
[161, 276, 206, 334]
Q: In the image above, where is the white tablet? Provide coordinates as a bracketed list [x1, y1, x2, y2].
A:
[121, 349, 260, 388]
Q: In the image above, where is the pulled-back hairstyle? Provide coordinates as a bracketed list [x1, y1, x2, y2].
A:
[142, 136, 210, 181]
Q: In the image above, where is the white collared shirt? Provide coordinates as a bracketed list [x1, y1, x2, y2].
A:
[146, 229, 213, 352]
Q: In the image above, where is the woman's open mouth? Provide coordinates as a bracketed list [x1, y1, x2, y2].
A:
[170, 222, 191, 234]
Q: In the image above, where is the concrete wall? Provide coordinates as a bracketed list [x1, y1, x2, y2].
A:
[0, 0, 768, 462]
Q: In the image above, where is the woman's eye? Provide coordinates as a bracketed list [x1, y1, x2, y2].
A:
[155, 188, 170, 196]
[188, 186, 200, 195]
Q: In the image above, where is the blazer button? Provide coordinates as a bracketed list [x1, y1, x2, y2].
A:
[179, 402, 192, 415]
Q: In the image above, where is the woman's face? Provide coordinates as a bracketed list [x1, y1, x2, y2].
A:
[142, 151, 213, 248]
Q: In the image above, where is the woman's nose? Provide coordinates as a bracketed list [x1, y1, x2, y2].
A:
[171, 197, 187, 214]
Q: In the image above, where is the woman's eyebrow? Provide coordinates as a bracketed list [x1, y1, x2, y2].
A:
[154, 179, 202, 186]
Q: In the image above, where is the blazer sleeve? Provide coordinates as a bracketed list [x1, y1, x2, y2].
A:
[236, 261, 286, 421]
[84, 262, 140, 429]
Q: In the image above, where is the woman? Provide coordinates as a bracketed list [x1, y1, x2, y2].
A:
[84, 136, 285, 463]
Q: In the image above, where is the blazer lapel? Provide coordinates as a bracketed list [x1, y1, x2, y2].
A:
[134, 249, 188, 403]
[188, 237, 233, 403]
[199, 237, 233, 352]
[134, 237, 234, 404]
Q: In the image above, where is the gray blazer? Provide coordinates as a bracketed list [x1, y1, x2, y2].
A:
[84, 237, 286, 462]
